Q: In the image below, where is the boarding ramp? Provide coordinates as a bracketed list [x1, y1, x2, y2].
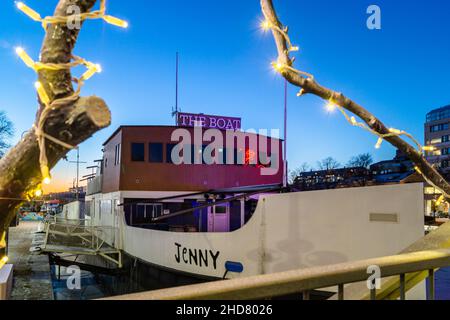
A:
[41, 217, 122, 268]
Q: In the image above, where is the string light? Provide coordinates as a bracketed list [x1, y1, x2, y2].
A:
[14, 1, 126, 186]
[262, 2, 450, 206]
[16, 0, 128, 29]
[34, 189, 43, 197]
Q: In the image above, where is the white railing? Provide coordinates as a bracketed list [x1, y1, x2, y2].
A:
[104, 249, 450, 300]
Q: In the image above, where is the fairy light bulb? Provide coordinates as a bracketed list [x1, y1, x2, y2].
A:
[81, 63, 101, 81]
[436, 195, 445, 206]
[375, 138, 383, 149]
[41, 165, 51, 185]
[16, 1, 42, 21]
[326, 101, 337, 113]
[15, 47, 36, 69]
[261, 20, 271, 31]
[0, 256, 9, 270]
[34, 81, 50, 105]
[103, 15, 128, 28]
[422, 146, 436, 152]
[350, 116, 357, 126]
[389, 128, 402, 135]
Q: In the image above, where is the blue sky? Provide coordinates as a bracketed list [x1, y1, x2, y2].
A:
[0, 0, 449, 191]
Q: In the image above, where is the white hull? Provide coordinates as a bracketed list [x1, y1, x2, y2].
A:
[87, 183, 425, 279]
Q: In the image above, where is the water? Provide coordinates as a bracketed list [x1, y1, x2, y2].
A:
[435, 267, 450, 300]
[50, 262, 450, 300]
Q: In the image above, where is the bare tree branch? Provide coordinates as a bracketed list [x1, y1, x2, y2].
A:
[0, 0, 111, 232]
[260, 0, 450, 197]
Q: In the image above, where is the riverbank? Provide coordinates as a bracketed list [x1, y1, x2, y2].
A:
[8, 221, 53, 300]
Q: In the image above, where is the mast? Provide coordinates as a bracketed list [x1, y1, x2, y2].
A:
[283, 79, 288, 188]
[174, 52, 179, 125]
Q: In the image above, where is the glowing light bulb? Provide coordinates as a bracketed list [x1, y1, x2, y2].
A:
[290, 46, 299, 52]
[261, 20, 271, 31]
[272, 61, 284, 73]
[414, 166, 422, 174]
[34, 81, 50, 105]
[325, 101, 336, 113]
[41, 165, 51, 185]
[103, 15, 128, 28]
[389, 128, 402, 135]
[81, 64, 101, 81]
[16, 2, 42, 21]
[436, 195, 445, 206]
[350, 117, 357, 125]
[0, 256, 9, 270]
[375, 137, 383, 149]
[422, 146, 436, 152]
[15, 47, 36, 69]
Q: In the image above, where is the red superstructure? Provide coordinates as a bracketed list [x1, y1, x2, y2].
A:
[101, 126, 284, 193]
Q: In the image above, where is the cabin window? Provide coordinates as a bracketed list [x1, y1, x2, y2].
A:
[214, 205, 228, 215]
[114, 143, 121, 166]
[131, 143, 145, 162]
[149, 143, 163, 163]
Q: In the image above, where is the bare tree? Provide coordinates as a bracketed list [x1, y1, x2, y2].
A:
[317, 157, 341, 171]
[0, 111, 13, 158]
[260, 0, 450, 199]
[348, 153, 373, 168]
[0, 0, 112, 241]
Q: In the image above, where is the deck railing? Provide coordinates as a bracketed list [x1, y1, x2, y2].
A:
[104, 249, 450, 300]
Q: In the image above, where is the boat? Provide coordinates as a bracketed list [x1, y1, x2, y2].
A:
[83, 114, 424, 282]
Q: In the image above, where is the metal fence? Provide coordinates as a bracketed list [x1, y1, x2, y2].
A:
[105, 249, 450, 300]
[42, 216, 122, 268]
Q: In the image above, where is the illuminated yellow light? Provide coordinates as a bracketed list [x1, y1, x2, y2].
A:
[290, 46, 299, 52]
[389, 128, 402, 135]
[0, 256, 9, 270]
[375, 137, 383, 149]
[35, 189, 43, 197]
[16, 2, 42, 22]
[414, 166, 422, 174]
[422, 146, 436, 152]
[272, 61, 284, 73]
[95, 64, 102, 73]
[15, 47, 36, 69]
[34, 81, 50, 105]
[350, 116, 357, 125]
[325, 101, 337, 113]
[81, 65, 100, 81]
[261, 20, 271, 31]
[436, 195, 445, 206]
[102, 15, 128, 28]
[41, 165, 51, 185]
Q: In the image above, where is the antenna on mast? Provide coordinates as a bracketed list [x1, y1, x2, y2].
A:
[172, 52, 180, 125]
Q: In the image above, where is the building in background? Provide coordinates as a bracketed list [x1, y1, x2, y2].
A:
[424, 105, 450, 216]
[425, 105, 450, 172]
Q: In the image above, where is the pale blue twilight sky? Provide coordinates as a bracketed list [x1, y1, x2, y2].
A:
[0, 0, 449, 191]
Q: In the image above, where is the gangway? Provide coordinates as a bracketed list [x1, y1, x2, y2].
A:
[40, 217, 122, 268]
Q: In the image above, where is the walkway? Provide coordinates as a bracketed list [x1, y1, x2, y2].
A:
[8, 221, 53, 300]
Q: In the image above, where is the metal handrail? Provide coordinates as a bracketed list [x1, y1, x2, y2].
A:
[104, 249, 450, 300]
